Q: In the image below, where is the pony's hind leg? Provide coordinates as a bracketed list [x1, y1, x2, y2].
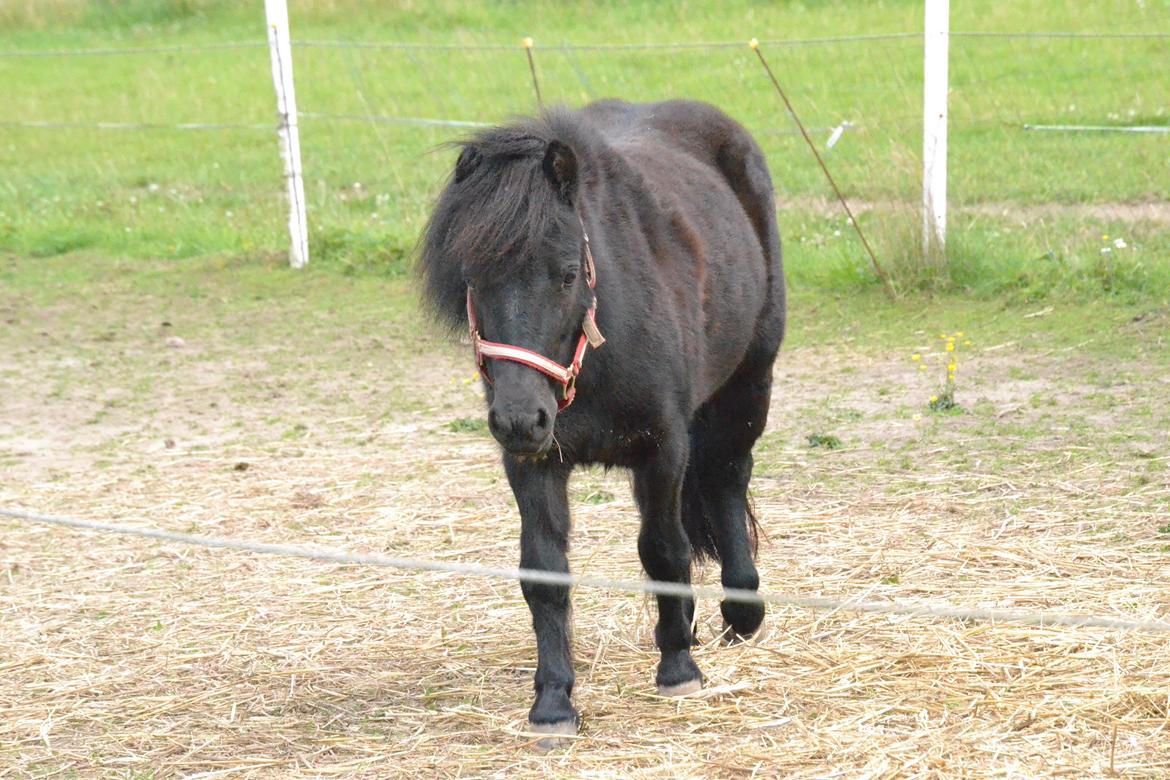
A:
[703, 452, 764, 639]
[684, 362, 774, 639]
[633, 426, 703, 695]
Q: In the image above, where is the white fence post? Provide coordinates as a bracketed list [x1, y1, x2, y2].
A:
[265, 0, 309, 269]
[923, 0, 949, 260]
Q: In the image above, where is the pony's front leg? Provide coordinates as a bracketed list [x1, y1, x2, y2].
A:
[633, 432, 702, 695]
[504, 455, 577, 747]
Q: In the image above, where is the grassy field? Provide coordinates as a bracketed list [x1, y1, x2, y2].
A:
[2, 255, 1169, 777]
[1, 0, 1169, 294]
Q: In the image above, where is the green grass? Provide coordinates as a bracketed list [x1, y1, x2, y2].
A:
[806, 434, 843, 450]
[1, 0, 1168, 296]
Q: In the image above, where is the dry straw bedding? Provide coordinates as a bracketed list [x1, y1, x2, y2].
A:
[1, 297, 1168, 778]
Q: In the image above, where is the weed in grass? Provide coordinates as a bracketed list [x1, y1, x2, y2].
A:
[807, 433, 842, 450]
[915, 332, 970, 413]
[581, 490, 615, 504]
[446, 417, 487, 434]
[1089, 232, 1148, 294]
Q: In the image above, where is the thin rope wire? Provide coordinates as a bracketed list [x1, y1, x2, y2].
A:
[0, 119, 272, 131]
[548, 33, 924, 50]
[1023, 124, 1170, 134]
[750, 42, 895, 298]
[2, 31, 1165, 59]
[952, 31, 1170, 40]
[298, 112, 491, 128]
[294, 40, 518, 51]
[0, 116, 490, 132]
[3, 507, 1168, 634]
[332, 41, 413, 200]
[0, 114, 883, 137]
[291, 34, 923, 52]
[0, 42, 267, 58]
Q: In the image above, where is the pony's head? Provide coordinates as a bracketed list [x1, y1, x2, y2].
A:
[420, 115, 596, 455]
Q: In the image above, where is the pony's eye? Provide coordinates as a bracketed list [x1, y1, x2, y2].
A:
[561, 269, 578, 288]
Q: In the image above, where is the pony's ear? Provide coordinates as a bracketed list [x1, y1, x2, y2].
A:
[542, 140, 578, 203]
[454, 146, 481, 183]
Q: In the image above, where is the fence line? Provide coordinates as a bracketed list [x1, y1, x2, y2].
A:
[0, 119, 273, 132]
[298, 111, 492, 129]
[0, 116, 496, 133]
[951, 30, 1170, 39]
[4, 31, 1166, 59]
[0, 41, 266, 58]
[293, 33, 924, 52]
[0, 114, 854, 138]
[3, 506, 1168, 635]
[1024, 124, 1170, 135]
[293, 40, 518, 52]
[751, 40, 891, 294]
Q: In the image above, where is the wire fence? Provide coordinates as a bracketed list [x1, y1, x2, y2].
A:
[0, 118, 274, 131]
[3, 30, 1165, 57]
[1, 24, 1167, 276]
[4, 506, 1169, 634]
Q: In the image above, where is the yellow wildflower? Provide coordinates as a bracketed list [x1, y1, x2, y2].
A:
[948, 362, 957, 373]
[911, 354, 921, 362]
[945, 342, 955, 352]
[930, 395, 939, 403]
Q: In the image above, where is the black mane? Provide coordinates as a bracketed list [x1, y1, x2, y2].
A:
[417, 108, 599, 330]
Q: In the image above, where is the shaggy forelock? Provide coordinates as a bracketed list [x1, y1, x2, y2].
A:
[418, 110, 588, 329]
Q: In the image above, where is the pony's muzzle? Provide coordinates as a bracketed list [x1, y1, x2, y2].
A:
[488, 399, 553, 454]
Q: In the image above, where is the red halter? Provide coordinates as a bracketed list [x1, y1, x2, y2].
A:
[466, 219, 604, 411]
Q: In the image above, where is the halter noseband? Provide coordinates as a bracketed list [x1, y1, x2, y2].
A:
[465, 218, 605, 411]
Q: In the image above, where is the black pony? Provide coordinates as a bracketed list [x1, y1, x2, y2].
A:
[419, 99, 785, 745]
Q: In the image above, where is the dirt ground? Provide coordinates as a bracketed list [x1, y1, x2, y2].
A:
[1, 264, 1168, 778]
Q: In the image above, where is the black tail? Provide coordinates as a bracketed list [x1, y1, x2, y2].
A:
[744, 491, 762, 556]
[680, 460, 760, 562]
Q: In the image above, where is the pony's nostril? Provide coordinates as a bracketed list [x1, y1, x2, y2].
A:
[486, 403, 550, 449]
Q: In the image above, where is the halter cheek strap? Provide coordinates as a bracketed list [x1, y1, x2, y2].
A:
[466, 218, 604, 411]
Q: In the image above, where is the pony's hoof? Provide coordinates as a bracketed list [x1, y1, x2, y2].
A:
[721, 600, 764, 640]
[657, 677, 703, 697]
[720, 621, 752, 645]
[529, 719, 577, 751]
